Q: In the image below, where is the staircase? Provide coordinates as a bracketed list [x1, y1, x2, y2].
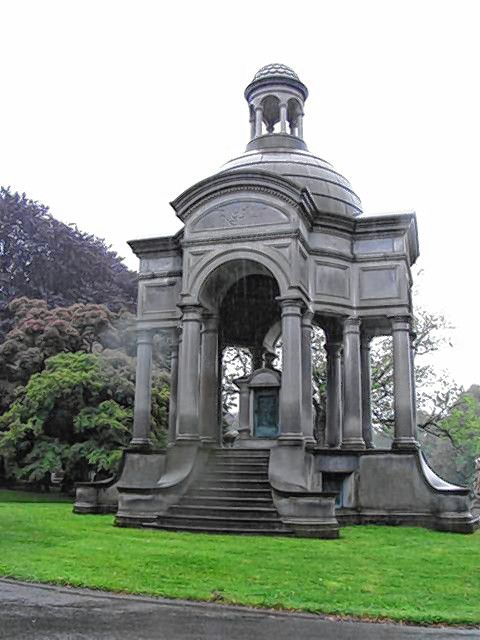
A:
[153, 449, 293, 535]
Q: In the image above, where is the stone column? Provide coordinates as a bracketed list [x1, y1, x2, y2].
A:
[167, 327, 180, 445]
[280, 103, 287, 133]
[392, 316, 418, 450]
[176, 304, 202, 441]
[301, 309, 314, 442]
[325, 338, 343, 448]
[199, 313, 219, 445]
[278, 298, 304, 443]
[255, 106, 263, 137]
[297, 113, 304, 138]
[236, 378, 250, 439]
[360, 333, 374, 448]
[249, 111, 255, 139]
[341, 317, 365, 449]
[410, 329, 418, 435]
[130, 329, 154, 448]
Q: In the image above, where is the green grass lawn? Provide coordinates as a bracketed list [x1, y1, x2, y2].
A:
[0, 489, 479, 625]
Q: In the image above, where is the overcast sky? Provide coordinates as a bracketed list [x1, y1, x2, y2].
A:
[1, 0, 479, 387]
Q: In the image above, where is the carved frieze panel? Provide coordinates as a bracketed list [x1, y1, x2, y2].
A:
[314, 260, 350, 300]
[191, 198, 291, 233]
[359, 266, 400, 300]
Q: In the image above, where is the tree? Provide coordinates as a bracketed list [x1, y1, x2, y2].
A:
[0, 297, 138, 414]
[0, 350, 168, 490]
[0, 187, 137, 340]
[420, 387, 480, 485]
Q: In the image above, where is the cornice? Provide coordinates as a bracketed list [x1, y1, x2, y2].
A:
[181, 228, 303, 248]
[128, 229, 184, 257]
[138, 269, 183, 281]
[171, 169, 309, 222]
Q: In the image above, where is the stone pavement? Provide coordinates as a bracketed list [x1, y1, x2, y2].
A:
[0, 579, 478, 640]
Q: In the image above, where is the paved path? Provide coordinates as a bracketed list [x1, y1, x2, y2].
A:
[0, 579, 478, 640]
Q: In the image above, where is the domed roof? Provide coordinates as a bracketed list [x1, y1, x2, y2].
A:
[253, 64, 299, 82]
[219, 145, 362, 218]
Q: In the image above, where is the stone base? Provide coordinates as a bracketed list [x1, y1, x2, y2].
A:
[74, 441, 479, 538]
[283, 518, 340, 539]
[337, 510, 479, 534]
[73, 449, 166, 516]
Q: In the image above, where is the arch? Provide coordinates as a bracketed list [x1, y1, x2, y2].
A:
[261, 94, 281, 133]
[188, 247, 290, 307]
[287, 98, 302, 134]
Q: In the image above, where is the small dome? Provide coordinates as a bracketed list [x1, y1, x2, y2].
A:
[253, 64, 299, 82]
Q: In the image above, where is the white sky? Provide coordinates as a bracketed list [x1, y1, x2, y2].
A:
[1, 0, 479, 387]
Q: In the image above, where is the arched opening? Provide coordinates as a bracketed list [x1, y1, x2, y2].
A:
[261, 95, 280, 133]
[198, 259, 282, 445]
[287, 98, 302, 136]
[369, 335, 394, 447]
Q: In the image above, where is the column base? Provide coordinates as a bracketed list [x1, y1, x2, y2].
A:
[129, 438, 152, 451]
[175, 434, 201, 443]
[278, 433, 305, 446]
[341, 438, 366, 450]
[392, 437, 419, 451]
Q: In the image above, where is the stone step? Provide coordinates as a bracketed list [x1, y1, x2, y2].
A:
[212, 462, 269, 470]
[203, 470, 268, 479]
[149, 523, 293, 536]
[199, 477, 270, 485]
[156, 514, 287, 531]
[178, 495, 274, 507]
[200, 482, 269, 489]
[189, 487, 273, 499]
[170, 505, 278, 519]
[212, 452, 270, 460]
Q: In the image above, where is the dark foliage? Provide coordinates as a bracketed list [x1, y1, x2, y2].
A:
[0, 187, 136, 340]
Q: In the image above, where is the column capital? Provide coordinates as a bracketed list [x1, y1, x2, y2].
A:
[343, 316, 361, 333]
[136, 328, 154, 345]
[179, 303, 204, 321]
[390, 315, 412, 331]
[277, 296, 305, 314]
[324, 341, 343, 357]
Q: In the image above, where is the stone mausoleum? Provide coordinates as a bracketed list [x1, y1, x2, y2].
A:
[75, 64, 478, 537]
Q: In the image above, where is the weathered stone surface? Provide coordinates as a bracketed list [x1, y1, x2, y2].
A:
[75, 64, 478, 537]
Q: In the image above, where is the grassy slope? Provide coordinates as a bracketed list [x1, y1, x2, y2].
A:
[0, 490, 478, 624]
